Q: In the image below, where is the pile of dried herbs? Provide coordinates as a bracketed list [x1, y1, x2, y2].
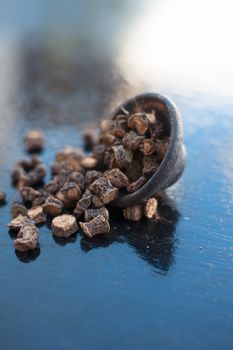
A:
[7, 109, 169, 252]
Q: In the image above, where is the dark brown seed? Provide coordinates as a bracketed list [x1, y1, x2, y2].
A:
[28, 206, 47, 224]
[14, 224, 39, 251]
[0, 191, 6, 204]
[61, 182, 82, 201]
[20, 186, 41, 202]
[127, 176, 146, 193]
[143, 155, 159, 177]
[11, 202, 27, 218]
[80, 215, 110, 238]
[8, 215, 33, 231]
[123, 205, 143, 221]
[139, 139, 156, 156]
[144, 198, 159, 220]
[85, 170, 103, 186]
[52, 214, 78, 237]
[89, 177, 119, 204]
[32, 191, 49, 207]
[84, 207, 109, 222]
[81, 156, 98, 169]
[104, 168, 129, 188]
[83, 128, 96, 150]
[24, 130, 44, 152]
[122, 131, 144, 151]
[128, 113, 150, 135]
[43, 196, 63, 216]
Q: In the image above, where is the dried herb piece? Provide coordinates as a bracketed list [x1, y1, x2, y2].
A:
[144, 198, 159, 220]
[100, 119, 112, 133]
[80, 215, 110, 238]
[89, 177, 119, 204]
[32, 190, 49, 207]
[8, 215, 33, 231]
[91, 195, 104, 208]
[99, 133, 116, 146]
[14, 224, 39, 251]
[52, 214, 78, 237]
[127, 176, 146, 193]
[143, 155, 159, 177]
[85, 170, 103, 186]
[123, 205, 143, 221]
[104, 168, 129, 188]
[68, 171, 85, 189]
[154, 138, 170, 161]
[122, 131, 144, 151]
[83, 128, 96, 150]
[44, 180, 60, 194]
[112, 115, 128, 138]
[11, 202, 27, 218]
[0, 191, 6, 204]
[43, 196, 63, 216]
[139, 139, 156, 156]
[128, 113, 150, 135]
[20, 186, 41, 202]
[84, 207, 109, 222]
[81, 156, 98, 169]
[24, 130, 44, 152]
[28, 206, 47, 224]
[73, 189, 93, 219]
[61, 182, 82, 202]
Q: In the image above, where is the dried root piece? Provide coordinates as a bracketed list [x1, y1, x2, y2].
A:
[80, 215, 110, 238]
[154, 138, 169, 161]
[123, 205, 143, 221]
[104, 168, 129, 188]
[122, 131, 144, 151]
[92, 195, 104, 208]
[12, 157, 46, 187]
[89, 177, 119, 204]
[127, 176, 146, 193]
[0, 191, 6, 204]
[52, 214, 78, 238]
[143, 155, 159, 177]
[128, 113, 150, 135]
[8, 215, 33, 231]
[99, 133, 116, 146]
[84, 207, 109, 222]
[81, 156, 98, 169]
[14, 224, 39, 251]
[68, 171, 85, 189]
[61, 182, 82, 202]
[85, 170, 103, 186]
[100, 119, 112, 134]
[139, 139, 156, 156]
[28, 206, 47, 224]
[20, 186, 41, 202]
[83, 128, 96, 150]
[24, 130, 45, 152]
[11, 202, 27, 218]
[112, 115, 128, 138]
[144, 198, 159, 220]
[73, 189, 93, 219]
[43, 196, 63, 216]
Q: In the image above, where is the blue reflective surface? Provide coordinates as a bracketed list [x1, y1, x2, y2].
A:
[0, 2, 233, 349]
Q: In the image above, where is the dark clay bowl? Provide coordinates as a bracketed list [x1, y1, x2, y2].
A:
[111, 92, 186, 208]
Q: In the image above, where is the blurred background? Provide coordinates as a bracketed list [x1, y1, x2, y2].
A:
[0, 1, 233, 350]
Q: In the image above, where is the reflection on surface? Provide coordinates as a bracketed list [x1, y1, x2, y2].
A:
[53, 233, 77, 246]
[81, 193, 180, 274]
[15, 247, 41, 263]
